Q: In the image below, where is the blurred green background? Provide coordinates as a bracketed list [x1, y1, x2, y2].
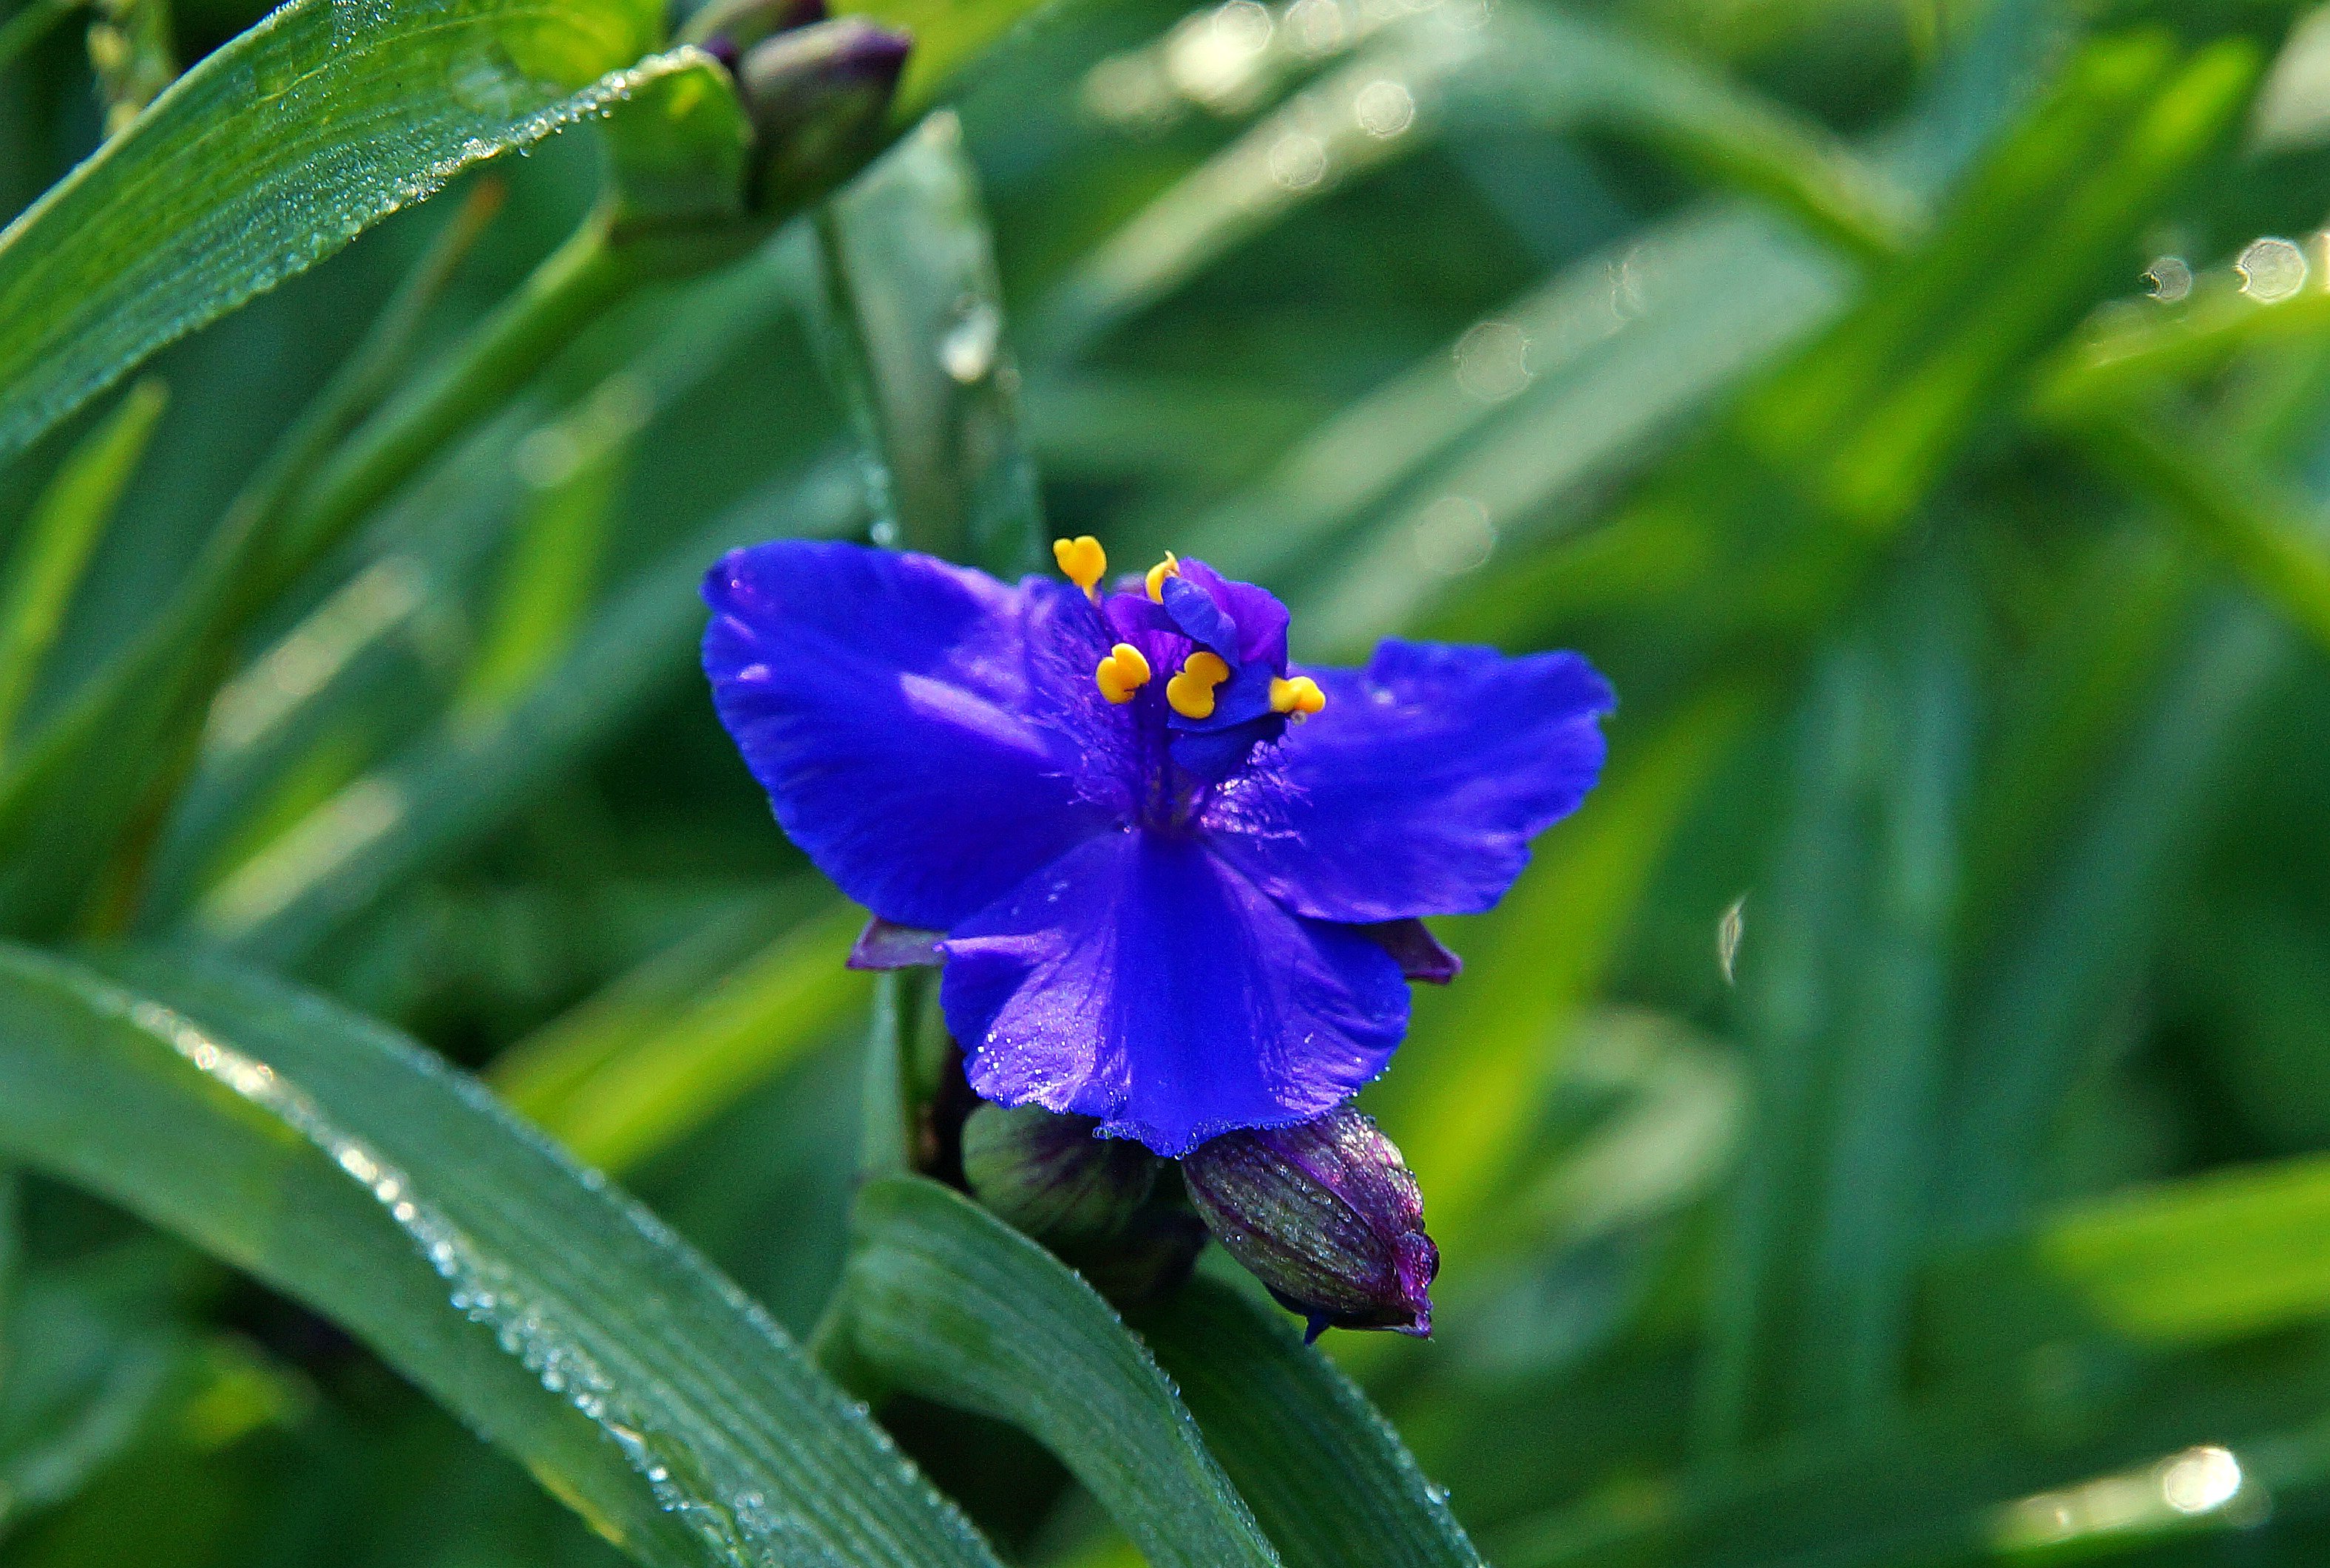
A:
[10, 0, 2330, 1562]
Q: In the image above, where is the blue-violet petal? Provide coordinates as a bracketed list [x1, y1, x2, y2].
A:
[1202, 638, 1613, 923]
[702, 540, 1122, 931]
[938, 831, 1410, 1156]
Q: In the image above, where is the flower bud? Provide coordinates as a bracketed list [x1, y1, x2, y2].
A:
[1182, 1107, 1439, 1340]
[678, 0, 828, 62]
[732, 17, 913, 214]
[961, 1103, 1162, 1245]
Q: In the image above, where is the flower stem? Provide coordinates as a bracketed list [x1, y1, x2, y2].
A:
[268, 210, 646, 603]
[859, 972, 917, 1178]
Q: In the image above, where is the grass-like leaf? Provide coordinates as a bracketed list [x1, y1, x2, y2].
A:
[0, 941, 1004, 1568]
[0, 378, 166, 764]
[1134, 1276, 1483, 1568]
[0, 0, 678, 465]
[814, 111, 1043, 576]
[193, 455, 869, 965]
[496, 900, 868, 1175]
[839, 1175, 1283, 1568]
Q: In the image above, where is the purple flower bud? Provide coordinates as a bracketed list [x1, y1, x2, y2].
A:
[679, 0, 830, 59]
[1182, 1106, 1438, 1340]
[961, 1103, 1162, 1245]
[733, 17, 913, 214]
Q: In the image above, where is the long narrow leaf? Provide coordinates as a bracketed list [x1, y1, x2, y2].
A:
[840, 1175, 1283, 1568]
[0, 377, 166, 761]
[1034, 6, 1911, 356]
[1940, 600, 2289, 1229]
[0, 0, 674, 464]
[501, 900, 868, 1175]
[0, 941, 1002, 1568]
[1134, 1277, 1483, 1568]
[193, 454, 870, 965]
[813, 111, 1043, 576]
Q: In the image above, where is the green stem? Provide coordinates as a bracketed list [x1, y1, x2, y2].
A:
[859, 971, 915, 1178]
[807, 205, 901, 539]
[220, 180, 509, 601]
[270, 211, 645, 604]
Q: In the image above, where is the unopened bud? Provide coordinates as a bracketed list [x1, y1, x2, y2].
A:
[1182, 1107, 1438, 1340]
[734, 16, 912, 214]
[962, 1104, 1162, 1245]
[678, 0, 828, 64]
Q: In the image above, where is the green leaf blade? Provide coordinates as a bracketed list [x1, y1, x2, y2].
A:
[0, 943, 1003, 1568]
[0, 377, 166, 762]
[843, 1175, 1282, 1568]
[0, 0, 671, 465]
[1134, 1277, 1483, 1568]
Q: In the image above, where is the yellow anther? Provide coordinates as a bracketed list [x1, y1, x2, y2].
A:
[1270, 675, 1326, 719]
[1166, 651, 1230, 719]
[1054, 535, 1107, 597]
[1144, 551, 1181, 603]
[1095, 642, 1152, 705]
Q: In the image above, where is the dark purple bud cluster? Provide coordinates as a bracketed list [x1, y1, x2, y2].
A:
[678, 0, 912, 213]
[957, 1096, 1438, 1340]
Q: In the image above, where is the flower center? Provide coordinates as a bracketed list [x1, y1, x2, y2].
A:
[1166, 651, 1229, 718]
[1270, 676, 1324, 716]
[1053, 534, 1107, 599]
[1055, 539, 1323, 828]
[1094, 642, 1151, 704]
[1144, 551, 1180, 602]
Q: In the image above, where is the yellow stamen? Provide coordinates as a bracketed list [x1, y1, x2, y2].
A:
[1270, 675, 1326, 719]
[1144, 551, 1181, 603]
[1053, 535, 1107, 597]
[1166, 651, 1230, 719]
[1094, 642, 1152, 705]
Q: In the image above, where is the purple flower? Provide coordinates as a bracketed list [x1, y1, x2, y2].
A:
[700, 537, 1612, 1155]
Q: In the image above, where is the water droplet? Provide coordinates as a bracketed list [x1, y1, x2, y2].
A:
[1353, 78, 1415, 138]
[1411, 495, 1494, 575]
[2238, 236, 2309, 302]
[2161, 1446, 2243, 1514]
[1285, 0, 1345, 55]
[447, 40, 540, 120]
[2142, 255, 2192, 302]
[939, 298, 1003, 384]
[517, 423, 585, 489]
[1452, 319, 1532, 401]
[1165, 0, 1274, 109]
[1268, 132, 1328, 189]
[1717, 895, 1747, 984]
[1608, 245, 1652, 319]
